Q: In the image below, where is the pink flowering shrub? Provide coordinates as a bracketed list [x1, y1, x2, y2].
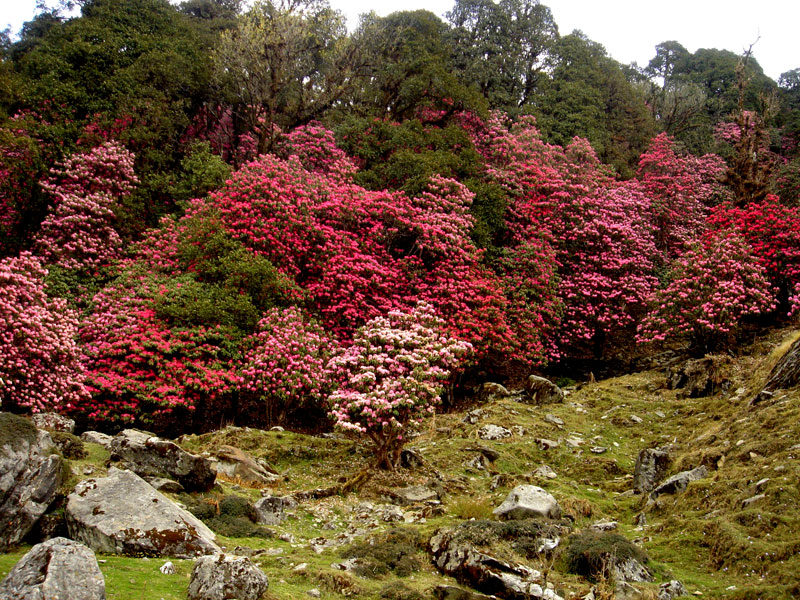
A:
[327, 302, 473, 469]
[0, 252, 88, 413]
[636, 233, 776, 352]
[242, 307, 339, 427]
[35, 141, 138, 270]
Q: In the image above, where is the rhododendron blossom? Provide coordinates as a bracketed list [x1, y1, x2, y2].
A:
[0, 252, 88, 413]
[327, 302, 472, 470]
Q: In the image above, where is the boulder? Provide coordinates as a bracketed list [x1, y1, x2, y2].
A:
[478, 382, 512, 402]
[523, 376, 564, 405]
[0, 413, 63, 550]
[210, 445, 278, 487]
[434, 585, 497, 600]
[187, 554, 269, 600]
[66, 467, 219, 558]
[80, 431, 113, 449]
[667, 356, 729, 398]
[109, 429, 215, 492]
[31, 413, 75, 434]
[493, 485, 561, 520]
[478, 424, 512, 440]
[254, 495, 297, 525]
[659, 580, 688, 600]
[650, 466, 708, 499]
[430, 527, 562, 600]
[633, 447, 672, 494]
[399, 448, 424, 469]
[0, 537, 105, 600]
[391, 484, 441, 505]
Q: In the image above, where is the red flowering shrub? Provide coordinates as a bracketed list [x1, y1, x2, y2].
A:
[637, 233, 776, 352]
[327, 302, 472, 469]
[0, 252, 88, 413]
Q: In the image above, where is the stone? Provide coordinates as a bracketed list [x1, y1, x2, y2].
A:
[659, 580, 688, 600]
[650, 466, 708, 499]
[493, 485, 562, 520]
[254, 495, 297, 525]
[0, 413, 63, 550]
[307, 589, 321, 598]
[590, 446, 608, 454]
[466, 446, 501, 462]
[544, 414, 564, 427]
[465, 454, 490, 471]
[633, 447, 672, 494]
[66, 467, 220, 558]
[187, 554, 269, 600]
[478, 424, 512, 440]
[381, 505, 405, 522]
[399, 448, 424, 469]
[613, 556, 653, 583]
[160, 561, 175, 575]
[463, 409, 483, 425]
[535, 438, 560, 451]
[590, 520, 618, 531]
[210, 445, 278, 487]
[523, 376, 564, 405]
[0, 537, 104, 600]
[741, 493, 766, 509]
[532, 465, 557, 480]
[667, 355, 730, 398]
[479, 382, 512, 402]
[80, 431, 113, 449]
[392, 485, 441, 505]
[109, 429, 215, 492]
[146, 477, 185, 494]
[31, 413, 75, 434]
[429, 527, 562, 600]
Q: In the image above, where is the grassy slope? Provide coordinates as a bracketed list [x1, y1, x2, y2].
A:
[1, 328, 799, 599]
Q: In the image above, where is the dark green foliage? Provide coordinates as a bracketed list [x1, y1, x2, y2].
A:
[184, 493, 275, 539]
[50, 431, 88, 459]
[563, 530, 648, 581]
[169, 141, 232, 205]
[341, 528, 426, 578]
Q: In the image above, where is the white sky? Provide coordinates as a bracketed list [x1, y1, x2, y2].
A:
[3, 0, 798, 81]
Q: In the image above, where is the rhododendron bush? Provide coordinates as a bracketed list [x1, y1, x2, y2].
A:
[327, 302, 472, 469]
[0, 253, 88, 413]
[637, 233, 776, 352]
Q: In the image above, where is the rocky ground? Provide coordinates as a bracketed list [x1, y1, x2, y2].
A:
[1, 327, 799, 600]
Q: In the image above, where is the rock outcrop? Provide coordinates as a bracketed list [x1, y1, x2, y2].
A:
[493, 485, 562, 520]
[650, 466, 708, 499]
[66, 467, 219, 558]
[109, 429, 215, 492]
[0, 413, 63, 550]
[523, 376, 564, 405]
[254, 495, 297, 525]
[210, 445, 278, 487]
[187, 554, 269, 600]
[633, 447, 672, 494]
[30, 413, 75, 434]
[0, 537, 105, 600]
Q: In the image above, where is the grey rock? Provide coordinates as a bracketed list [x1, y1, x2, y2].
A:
[478, 424, 512, 440]
[187, 554, 268, 600]
[463, 409, 483, 425]
[0, 537, 104, 600]
[634, 447, 672, 494]
[493, 485, 561, 520]
[429, 527, 562, 600]
[741, 493, 766, 509]
[434, 585, 497, 600]
[479, 382, 512, 402]
[80, 431, 113, 449]
[146, 477, 185, 494]
[532, 465, 557, 480]
[381, 505, 405, 522]
[650, 466, 708, 499]
[667, 355, 730, 398]
[31, 413, 75, 433]
[110, 429, 215, 492]
[523, 376, 564, 405]
[307, 589, 321, 598]
[392, 485, 441, 505]
[659, 580, 688, 600]
[66, 467, 219, 558]
[535, 438, 560, 451]
[544, 414, 564, 427]
[160, 561, 175, 575]
[590, 446, 608, 454]
[465, 454, 490, 471]
[613, 556, 653, 583]
[399, 448, 424, 469]
[590, 520, 618, 531]
[211, 445, 278, 487]
[254, 495, 297, 525]
[466, 446, 500, 462]
[0, 413, 63, 550]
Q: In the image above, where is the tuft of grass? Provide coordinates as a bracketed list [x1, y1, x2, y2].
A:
[563, 530, 648, 582]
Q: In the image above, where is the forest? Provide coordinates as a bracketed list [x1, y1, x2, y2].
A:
[1, 0, 800, 451]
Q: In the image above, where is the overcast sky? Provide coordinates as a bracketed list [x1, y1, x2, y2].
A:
[3, 0, 798, 81]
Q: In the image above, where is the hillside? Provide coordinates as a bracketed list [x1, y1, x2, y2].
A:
[2, 326, 798, 600]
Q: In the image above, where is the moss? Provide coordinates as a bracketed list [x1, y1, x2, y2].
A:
[378, 581, 426, 600]
[51, 431, 87, 459]
[0, 412, 38, 451]
[341, 528, 426, 578]
[182, 493, 274, 539]
[448, 519, 570, 560]
[563, 530, 648, 582]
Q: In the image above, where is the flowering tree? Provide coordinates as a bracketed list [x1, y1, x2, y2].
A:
[242, 306, 339, 427]
[0, 253, 88, 413]
[637, 233, 776, 352]
[35, 141, 138, 270]
[327, 302, 472, 470]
